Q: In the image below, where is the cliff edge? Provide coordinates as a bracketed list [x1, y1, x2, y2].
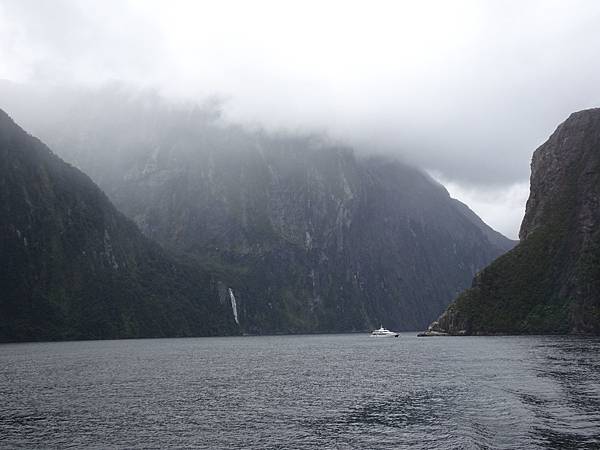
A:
[425, 108, 600, 335]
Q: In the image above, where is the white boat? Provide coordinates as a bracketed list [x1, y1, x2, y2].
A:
[370, 325, 399, 337]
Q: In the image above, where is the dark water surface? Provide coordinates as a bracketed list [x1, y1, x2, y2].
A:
[1, 334, 599, 449]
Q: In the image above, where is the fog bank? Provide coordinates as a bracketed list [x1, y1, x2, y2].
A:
[2, 0, 600, 237]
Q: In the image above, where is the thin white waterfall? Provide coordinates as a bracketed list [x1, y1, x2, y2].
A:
[228, 288, 239, 325]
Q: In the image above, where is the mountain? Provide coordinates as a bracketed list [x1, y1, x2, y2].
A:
[427, 108, 600, 335]
[0, 108, 238, 342]
[0, 84, 516, 332]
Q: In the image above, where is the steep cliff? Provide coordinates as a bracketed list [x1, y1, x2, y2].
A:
[429, 108, 600, 335]
[0, 86, 516, 332]
[0, 109, 238, 342]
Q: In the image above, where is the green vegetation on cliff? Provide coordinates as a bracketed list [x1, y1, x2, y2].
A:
[0, 109, 238, 342]
[431, 108, 600, 335]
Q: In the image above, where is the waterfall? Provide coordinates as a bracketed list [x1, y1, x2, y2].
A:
[228, 288, 239, 325]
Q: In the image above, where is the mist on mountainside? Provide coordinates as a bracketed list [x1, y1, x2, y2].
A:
[0, 83, 515, 332]
[3, 1, 600, 238]
[0, 79, 522, 240]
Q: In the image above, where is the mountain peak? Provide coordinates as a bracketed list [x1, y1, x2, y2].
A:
[520, 106, 600, 240]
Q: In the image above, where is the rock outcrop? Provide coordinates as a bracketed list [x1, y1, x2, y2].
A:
[428, 108, 600, 335]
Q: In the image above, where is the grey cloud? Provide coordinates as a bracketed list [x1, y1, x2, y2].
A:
[2, 0, 600, 237]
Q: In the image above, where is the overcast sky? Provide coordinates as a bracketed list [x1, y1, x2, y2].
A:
[1, 0, 600, 238]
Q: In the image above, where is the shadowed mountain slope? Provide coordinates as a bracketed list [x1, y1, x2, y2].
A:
[0, 86, 516, 332]
[0, 108, 238, 342]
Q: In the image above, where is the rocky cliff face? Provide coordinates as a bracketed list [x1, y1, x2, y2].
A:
[1, 85, 514, 332]
[429, 108, 600, 335]
[0, 109, 238, 342]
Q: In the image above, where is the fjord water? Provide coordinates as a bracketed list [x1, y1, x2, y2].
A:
[1, 334, 599, 449]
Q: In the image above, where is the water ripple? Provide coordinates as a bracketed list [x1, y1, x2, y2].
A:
[1, 334, 599, 449]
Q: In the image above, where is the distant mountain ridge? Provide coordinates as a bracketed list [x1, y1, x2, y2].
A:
[0, 108, 238, 342]
[428, 108, 600, 335]
[0, 85, 515, 333]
